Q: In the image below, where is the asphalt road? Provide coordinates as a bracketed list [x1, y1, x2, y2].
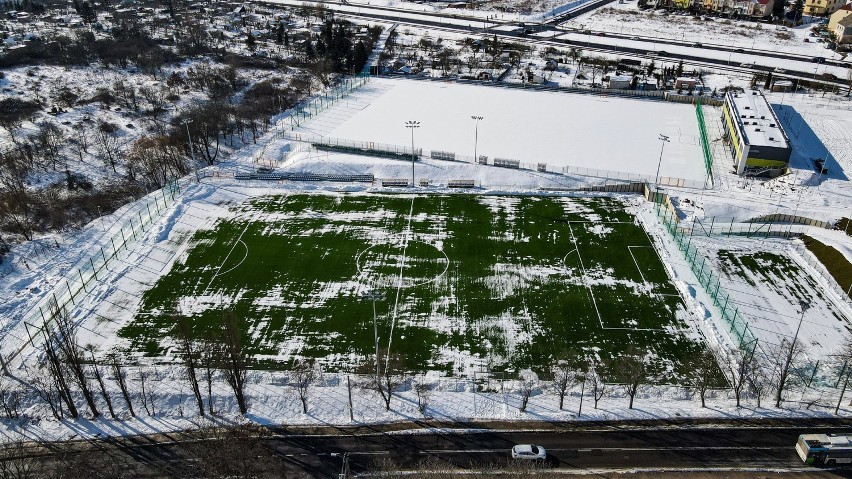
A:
[15, 419, 852, 478]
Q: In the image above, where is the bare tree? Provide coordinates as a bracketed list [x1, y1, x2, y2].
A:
[108, 354, 134, 417]
[727, 343, 758, 408]
[414, 379, 431, 415]
[291, 359, 318, 414]
[749, 353, 775, 408]
[588, 364, 607, 409]
[0, 98, 40, 146]
[613, 350, 647, 409]
[774, 337, 807, 408]
[88, 351, 116, 419]
[517, 369, 537, 412]
[175, 315, 205, 416]
[362, 349, 406, 411]
[551, 357, 582, 411]
[94, 121, 123, 173]
[41, 335, 78, 419]
[32, 121, 64, 171]
[686, 346, 719, 408]
[50, 310, 99, 417]
[26, 364, 63, 419]
[200, 335, 219, 416]
[0, 376, 21, 420]
[219, 310, 249, 414]
[138, 368, 156, 416]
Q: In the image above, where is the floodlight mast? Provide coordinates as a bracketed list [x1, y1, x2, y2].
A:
[471, 115, 483, 163]
[405, 121, 420, 187]
[655, 134, 670, 192]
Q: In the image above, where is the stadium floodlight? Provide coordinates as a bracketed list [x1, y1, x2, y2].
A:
[405, 121, 420, 187]
[471, 115, 484, 164]
[360, 289, 386, 379]
[654, 134, 670, 192]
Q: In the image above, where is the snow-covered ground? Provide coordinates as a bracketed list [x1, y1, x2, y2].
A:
[2, 63, 852, 441]
[290, 77, 709, 183]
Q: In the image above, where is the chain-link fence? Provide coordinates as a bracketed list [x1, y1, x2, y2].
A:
[276, 75, 370, 134]
[11, 180, 182, 363]
[652, 192, 759, 354]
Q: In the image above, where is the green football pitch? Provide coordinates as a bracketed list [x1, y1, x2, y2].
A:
[120, 193, 703, 377]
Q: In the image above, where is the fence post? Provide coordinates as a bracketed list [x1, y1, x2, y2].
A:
[90, 258, 98, 280]
[79, 269, 87, 293]
[67, 280, 75, 305]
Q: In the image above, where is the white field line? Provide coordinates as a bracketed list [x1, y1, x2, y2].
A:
[567, 224, 668, 333]
[217, 240, 249, 277]
[385, 196, 415, 364]
[566, 222, 605, 331]
[201, 221, 252, 297]
[627, 245, 649, 284]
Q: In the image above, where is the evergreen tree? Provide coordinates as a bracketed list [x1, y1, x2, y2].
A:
[793, 0, 804, 23]
[353, 40, 368, 73]
[772, 0, 786, 19]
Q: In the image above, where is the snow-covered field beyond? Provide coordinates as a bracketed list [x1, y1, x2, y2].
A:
[292, 77, 709, 182]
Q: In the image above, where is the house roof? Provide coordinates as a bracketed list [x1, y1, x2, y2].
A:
[838, 14, 852, 26]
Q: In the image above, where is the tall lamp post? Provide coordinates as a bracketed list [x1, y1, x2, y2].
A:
[654, 134, 670, 195]
[471, 115, 483, 163]
[360, 290, 385, 380]
[405, 120, 420, 187]
[183, 120, 199, 181]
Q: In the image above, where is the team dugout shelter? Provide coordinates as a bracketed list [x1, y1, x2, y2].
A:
[722, 90, 792, 177]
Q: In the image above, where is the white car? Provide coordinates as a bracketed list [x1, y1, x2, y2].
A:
[511, 444, 547, 460]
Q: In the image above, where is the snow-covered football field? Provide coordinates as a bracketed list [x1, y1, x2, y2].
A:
[290, 77, 710, 184]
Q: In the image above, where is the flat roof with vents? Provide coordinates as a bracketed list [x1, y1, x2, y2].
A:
[727, 90, 789, 150]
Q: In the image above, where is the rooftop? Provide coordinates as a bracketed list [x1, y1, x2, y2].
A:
[727, 90, 789, 150]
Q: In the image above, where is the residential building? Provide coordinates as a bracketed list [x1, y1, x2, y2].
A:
[805, 0, 845, 15]
[722, 90, 792, 177]
[834, 14, 852, 43]
[829, 4, 852, 42]
[748, 0, 775, 16]
[608, 75, 633, 89]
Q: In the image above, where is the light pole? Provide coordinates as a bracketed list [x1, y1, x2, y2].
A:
[405, 120, 420, 187]
[471, 115, 483, 163]
[183, 120, 199, 181]
[360, 290, 385, 380]
[654, 134, 670, 193]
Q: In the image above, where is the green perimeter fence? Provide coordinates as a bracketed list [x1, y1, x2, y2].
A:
[277, 74, 370, 134]
[652, 193, 759, 354]
[13, 180, 182, 362]
[695, 100, 714, 186]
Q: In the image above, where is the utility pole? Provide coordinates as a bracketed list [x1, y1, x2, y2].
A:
[405, 121, 420, 187]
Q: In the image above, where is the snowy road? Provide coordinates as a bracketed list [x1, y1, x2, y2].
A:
[16, 419, 852, 477]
